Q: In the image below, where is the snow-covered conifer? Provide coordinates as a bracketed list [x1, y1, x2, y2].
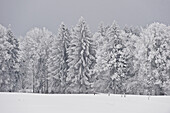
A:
[0, 24, 20, 92]
[66, 17, 96, 93]
[47, 23, 71, 93]
[0, 24, 9, 92]
[5, 25, 20, 92]
[94, 21, 129, 94]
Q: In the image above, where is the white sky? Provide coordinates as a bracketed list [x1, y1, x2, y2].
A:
[0, 0, 170, 36]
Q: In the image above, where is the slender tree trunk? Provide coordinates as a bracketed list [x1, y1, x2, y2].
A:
[33, 65, 35, 93]
[46, 77, 48, 94]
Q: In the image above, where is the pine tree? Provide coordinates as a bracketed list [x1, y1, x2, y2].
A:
[5, 25, 20, 92]
[47, 22, 71, 93]
[47, 39, 63, 93]
[93, 22, 111, 93]
[0, 24, 20, 92]
[0, 24, 10, 92]
[66, 17, 96, 93]
[94, 21, 129, 94]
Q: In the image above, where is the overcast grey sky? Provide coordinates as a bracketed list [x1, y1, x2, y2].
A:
[0, 0, 170, 36]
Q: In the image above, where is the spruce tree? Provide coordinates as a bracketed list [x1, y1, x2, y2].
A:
[5, 25, 20, 92]
[47, 23, 70, 93]
[0, 24, 10, 92]
[94, 21, 129, 94]
[66, 17, 96, 93]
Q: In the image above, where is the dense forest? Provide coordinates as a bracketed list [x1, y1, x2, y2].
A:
[0, 17, 170, 95]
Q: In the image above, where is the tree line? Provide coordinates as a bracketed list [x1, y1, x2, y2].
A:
[0, 17, 170, 95]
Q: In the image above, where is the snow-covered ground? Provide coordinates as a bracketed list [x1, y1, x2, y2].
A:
[0, 93, 170, 113]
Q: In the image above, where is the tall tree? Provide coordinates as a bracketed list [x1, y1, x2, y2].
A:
[94, 21, 129, 94]
[140, 23, 170, 95]
[122, 26, 145, 94]
[24, 27, 54, 93]
[5, 25, 20, 92]
[0, 24, 10, 92]
[66, 17, 96, 93]
[47, 23, 71, 93]
[18, 36, 33, 92]
[0, 24, 20, 92]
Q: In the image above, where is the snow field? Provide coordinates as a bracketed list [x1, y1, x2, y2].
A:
[0, 93, 170, 113]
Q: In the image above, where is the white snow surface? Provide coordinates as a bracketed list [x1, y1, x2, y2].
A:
[0, 93, 170, 113]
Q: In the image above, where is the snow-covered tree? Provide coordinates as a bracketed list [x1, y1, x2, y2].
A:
[1, 20, 170, 95]
[18, 36, 33, 92]
[93, 22, 110, 48]
[0, 24, 20, 92]
[140, 23, 170, 95]
[47, 23, 71, 93]
[24, 27, 54, 93]
[5, 25, 20, 92]
[0, 24, 10, 92]
[122, 26, 146, 95]
[66, 17, 96, 93]
[124, 25, 141, 36]
[94, 21, 130, 94]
